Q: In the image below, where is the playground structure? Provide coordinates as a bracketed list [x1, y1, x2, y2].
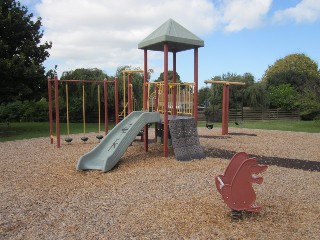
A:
[74, 19, 205, 172]
[215, 152, 268, 219]
[75, 20, 264, 223]
[204, 80, 246, 135]
[48, 19, 268, 220]
[49, 19, 249, 175]
[47, 75, 119, 148]
[138, 18, 204, 157]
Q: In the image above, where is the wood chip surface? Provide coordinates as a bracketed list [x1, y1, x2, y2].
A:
[1, 127, 319, 239]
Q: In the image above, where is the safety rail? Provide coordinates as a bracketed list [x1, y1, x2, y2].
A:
[147, 81, 194, 116]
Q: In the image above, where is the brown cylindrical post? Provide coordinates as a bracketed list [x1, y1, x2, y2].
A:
[143, 49, 149, 152]
[48, 77, 53, 144]
[104, 79, 108, 134]
[163, 43, 169, 157]
[54, 74, 60, 148]
[172, 51, 177, 115]
[115, 77, 119, 124]
[194, 47, 199, 123]
[222, 84, 229, 135]
[143, 50, 148, 111]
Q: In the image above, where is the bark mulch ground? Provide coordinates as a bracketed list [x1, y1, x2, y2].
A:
[1, 127, 319, 239]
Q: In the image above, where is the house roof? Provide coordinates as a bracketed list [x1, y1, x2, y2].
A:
[138, 19, 204, 52]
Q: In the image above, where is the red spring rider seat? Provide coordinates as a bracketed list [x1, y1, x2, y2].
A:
[215, 152, 268, 213]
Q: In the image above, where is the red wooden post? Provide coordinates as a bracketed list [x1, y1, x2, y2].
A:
[54, 74, 60, 148]
[163, 43, 169, 157]
[222, 84, 229, 135]
[172, 51, 177, 115]
[47, 77, 53, 144]
[143, 49, 148, 111]
[115, 77, 119, 124]
[104, 79, 108, 134]
[194, 47, 199, 122]
[143, 49, 149, 152]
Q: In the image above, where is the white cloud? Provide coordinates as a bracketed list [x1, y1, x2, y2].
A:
[273, 0, 320, 23]
[36, 0, 218, 75]
[220, 0, 272, 32]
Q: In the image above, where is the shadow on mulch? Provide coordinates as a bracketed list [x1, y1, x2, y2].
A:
[199, 135, 231, 139]
[204, 147, 320, 172]
[199, 132, 257, 139]
[227, 132, 258, 137]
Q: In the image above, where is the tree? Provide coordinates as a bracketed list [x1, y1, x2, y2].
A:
[262, 53, 320, 119]
[262, 54, 319, 92]
[198, 87, 211, 107]
[268, 84, 298, 110]
[207, 72, 268, 109]
[156, 70, 182, 83]
[0, 0, 52, 103]
[244, 82, 269, 109]
[60, 68, 108, 122]
[298, 88, 320, 120]
[115, 66, 153, 112]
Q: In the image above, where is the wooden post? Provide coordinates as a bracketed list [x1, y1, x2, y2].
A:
[194, 47, 199, 122]
[115, 77, 119, 124]
[48, 77, 53, 144]
[155, 84, 159, 141]
[54, 74, 60, 148]
[222, 84, 229, 135]
[143, 49, 149, 152]
[164, 43, 169, 157]
[128, 74, 132, 114]
[104, 79, 108, 134]
[204, 80, 245, 135]
[172, 51, 177, 115]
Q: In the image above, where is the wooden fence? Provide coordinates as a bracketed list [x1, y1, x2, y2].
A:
[198, 109, 300, 122]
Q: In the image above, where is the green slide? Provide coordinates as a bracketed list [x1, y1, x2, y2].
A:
[76, 111, 161, 172]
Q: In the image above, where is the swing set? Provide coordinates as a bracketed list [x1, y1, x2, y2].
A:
[204, 80, 245, 135]
[48, 75, 119, 148]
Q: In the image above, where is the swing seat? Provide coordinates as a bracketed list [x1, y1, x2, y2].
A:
[215, 152, 268, 212]
[206, 123, 213, 129]
[65, 137, 73, 143]
[81, 136, 89, 142]
[137, 130, 144, 141]
[96, 135, 104, 141]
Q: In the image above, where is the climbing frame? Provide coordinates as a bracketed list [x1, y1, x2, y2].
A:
[168, 116, 205, 161]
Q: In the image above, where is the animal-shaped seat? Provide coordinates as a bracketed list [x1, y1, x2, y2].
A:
[215, 152, 268, 212]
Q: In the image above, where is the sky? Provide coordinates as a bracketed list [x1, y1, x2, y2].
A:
[23, 0, 320, 88]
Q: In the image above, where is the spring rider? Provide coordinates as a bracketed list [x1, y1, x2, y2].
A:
[215, 152, 268, 219]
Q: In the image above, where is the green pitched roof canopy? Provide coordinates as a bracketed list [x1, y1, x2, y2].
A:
[138, 19, 204, 52]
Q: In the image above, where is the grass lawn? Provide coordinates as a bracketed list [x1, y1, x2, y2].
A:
[231, 119, 320, 132]
[200, 119, 320, 133]
[0, 122, 115, 142]
[1, 120, 319, 142]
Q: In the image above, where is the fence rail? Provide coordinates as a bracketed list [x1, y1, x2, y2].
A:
[198, 109, 300, 122]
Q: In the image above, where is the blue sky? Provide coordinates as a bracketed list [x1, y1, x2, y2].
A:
[23, 0, 320, 88]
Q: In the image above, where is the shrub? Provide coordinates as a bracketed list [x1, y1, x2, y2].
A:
[0, 99, 48, 122]
[297, 89, 320, 120]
